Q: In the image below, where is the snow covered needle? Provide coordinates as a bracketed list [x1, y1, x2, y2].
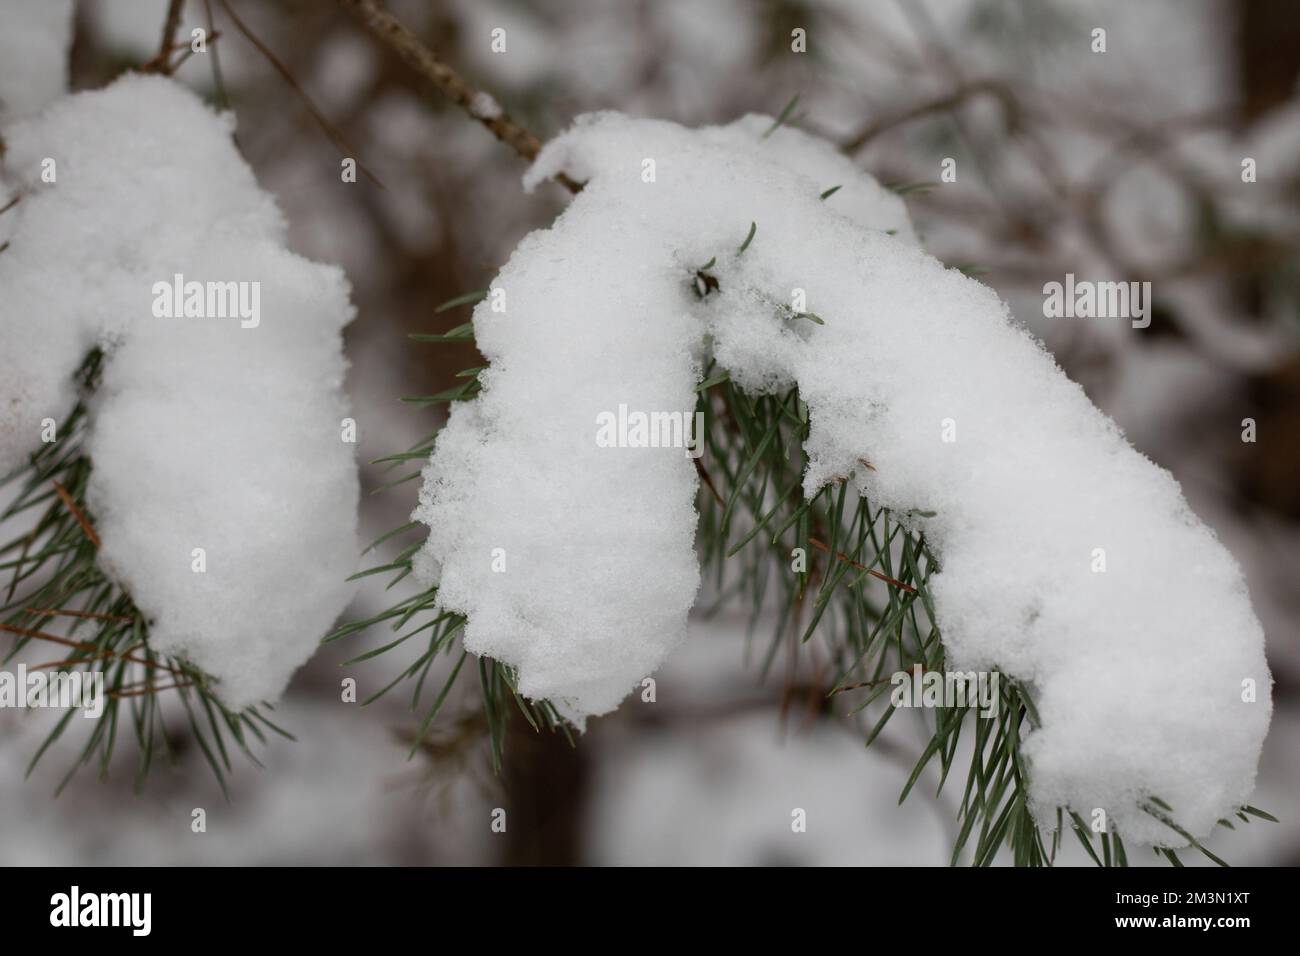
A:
[352, 109, 1273, 864]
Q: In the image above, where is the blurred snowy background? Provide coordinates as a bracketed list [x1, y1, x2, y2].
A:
[2, 0, 1298, 866]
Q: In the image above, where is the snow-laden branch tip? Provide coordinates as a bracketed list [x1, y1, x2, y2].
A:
[0, 75, 360, 709]
[412, 111, 1271, 845]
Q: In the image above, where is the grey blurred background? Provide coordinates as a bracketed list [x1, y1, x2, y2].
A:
[2, 0, 1298, 866]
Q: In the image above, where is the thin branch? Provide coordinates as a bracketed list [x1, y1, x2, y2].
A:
[842, 79, 1016, 154]
[51, 481, 100, 549]
[694, 456, 725, 506]
[166, 30, 223, 74]
[215, 0, 384, 188]
[24, 607, 135, 623]
[830, 665, 935, 695]
[159, 0, 187, 66]
[0, 623, 182, 676]
[30, 655, 112, 670]
[336, 0, 582, 194]
[807, 536, 916, 593]
[110, 682, 194, 699]
[143, 0, 187, 75]
[202, 0, 231, 110]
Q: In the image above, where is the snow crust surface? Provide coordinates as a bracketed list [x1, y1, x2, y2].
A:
[413, 111, 1271, 843]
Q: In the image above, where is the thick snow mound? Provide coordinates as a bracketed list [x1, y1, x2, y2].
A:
[411, 114, 914, 725]
[413, 111, 1271, 844]
[0, 75, 359, 709]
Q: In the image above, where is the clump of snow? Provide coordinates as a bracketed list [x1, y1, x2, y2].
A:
[0, 74, 359, 709]
[413, 110, 1271, 843]
[410, 194, 703, 724]
[0, 0, 74, 123]
[468, 91, 503, 122]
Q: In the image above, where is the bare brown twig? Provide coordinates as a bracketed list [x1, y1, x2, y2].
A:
[0, 623, 182, 676]
[216, 0, 384, 187]
[830, 664, 934, 695]
[141, 0, 188, 75]
[336, 0, 582, 194]
[25, 607, 134, 623]
[694, 456, 725, 506]
[807, 536, 916, 593]
[51, 481, 100, 549]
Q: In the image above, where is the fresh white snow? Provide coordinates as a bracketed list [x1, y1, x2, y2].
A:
[0, 74, 359, 709]
[468, 91, 503, 122]
[412, 111, 1272, 844]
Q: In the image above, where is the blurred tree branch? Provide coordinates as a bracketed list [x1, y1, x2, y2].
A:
[217, 0, 382, 186]
[842, 79, 1019, 154]
[336, 0, 582, 194]
[141, 0, 186, 74]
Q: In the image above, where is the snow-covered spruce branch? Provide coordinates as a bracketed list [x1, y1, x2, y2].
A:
[1, 351, 296, 792]
[0, 8, 359, 786]
[339, 80, 1275, 860]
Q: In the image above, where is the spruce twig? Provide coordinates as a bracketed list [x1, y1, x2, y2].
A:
[335, 0, 583, 194]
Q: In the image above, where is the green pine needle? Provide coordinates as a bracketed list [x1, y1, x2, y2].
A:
[738, 221, 757, 254]
[763, 94, 800, 138]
